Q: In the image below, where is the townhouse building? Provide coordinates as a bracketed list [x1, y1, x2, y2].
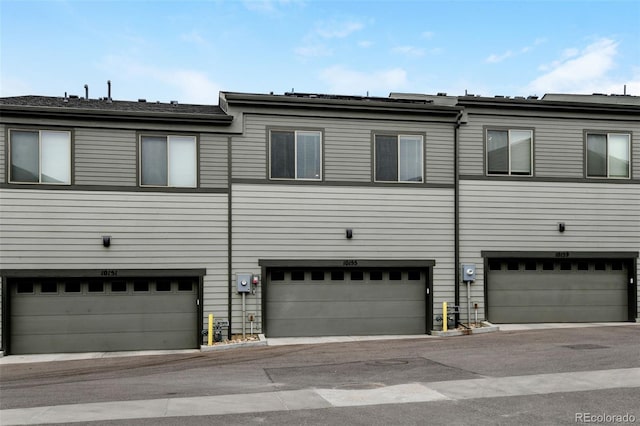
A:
[0, 94, 232, 354]
[0, 89, 638, 355]
[456, 93, 639, 324]
[220, 92, 461, 338]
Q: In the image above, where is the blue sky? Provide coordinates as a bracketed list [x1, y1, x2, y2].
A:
[1, 0, 639, 104]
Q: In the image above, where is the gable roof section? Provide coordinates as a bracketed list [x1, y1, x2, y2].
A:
[0, 96, 233, 125]
[456, 95, 640, 115]
[220, 91, 462, 118]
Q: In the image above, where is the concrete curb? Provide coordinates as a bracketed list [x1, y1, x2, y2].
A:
[200, 334, 267, 352]
[430, 321, 499, 337]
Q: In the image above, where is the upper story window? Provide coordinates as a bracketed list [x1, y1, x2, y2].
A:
[374, 134, 423, 183]
[9, 129, 71, 184]
[486, 129, 533, 176]
[140, 135, 197, 187]
[269, 130, 322, 180]
[586, 132, 630, 178]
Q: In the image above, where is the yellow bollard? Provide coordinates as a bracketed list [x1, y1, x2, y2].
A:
[208, 314, 213, 346]
[442, 302, 448, 332]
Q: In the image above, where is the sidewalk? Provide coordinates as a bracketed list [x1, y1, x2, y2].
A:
[3, 367, 640, 425]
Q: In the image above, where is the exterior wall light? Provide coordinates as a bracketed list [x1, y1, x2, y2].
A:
[346, 229, 353, 239]
[102, 236, 111, 247]
[558, 223, 565, 233]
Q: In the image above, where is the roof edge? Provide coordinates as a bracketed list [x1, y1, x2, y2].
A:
[220, 91, 462, 116]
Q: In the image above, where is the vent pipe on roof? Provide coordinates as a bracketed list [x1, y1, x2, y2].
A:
[107, 80, 112, 102]
[84, 84, 89, 100]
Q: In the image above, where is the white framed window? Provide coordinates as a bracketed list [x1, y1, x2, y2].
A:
[586, 133, 630, 178]
[486, 129, 533, 176]
[9, 129, 71, 184]
[269, 130, 322, 180]
[140, 135, 197, 187]
[374, 134, 424, 183]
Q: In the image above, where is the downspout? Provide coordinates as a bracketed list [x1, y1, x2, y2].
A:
[454, 109, 464, 327]
[227, 136, 233, 340]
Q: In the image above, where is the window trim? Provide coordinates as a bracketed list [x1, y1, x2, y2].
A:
[268, 128, 323, 181]
[138, 133, 199, 188]
[484, 127, 534, 177]
[584, 131, 632, 179]
[372, 132, 425, 183]
[8, 128, 73, 185]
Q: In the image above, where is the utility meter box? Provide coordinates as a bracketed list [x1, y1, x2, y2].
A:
[461, 264, 476, 282]
[237, 273, 252, 293]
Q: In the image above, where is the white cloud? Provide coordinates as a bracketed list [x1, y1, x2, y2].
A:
[0, 76, 35, 97]
[315, 20, 364, 39]
[393, 46, 425, 58]
[167, 70, 221, 104]
[488, 38, 546, 62]
[421, 31, 435, 40]
[294, 44, 332, 57]
[539, 47, 580, 71]
[242, 0, 301, 14]
[319, 65, 407, 95]
[295, 18, 365, 58]
[525, 38, 630, 94]
[180, 30, 207, 46]
[486, 50, 513, 63]
[99, 56, 221, 104]
[358, 40, 373, 48]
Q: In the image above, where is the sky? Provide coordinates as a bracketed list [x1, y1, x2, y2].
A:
[1, 0, 639, 105]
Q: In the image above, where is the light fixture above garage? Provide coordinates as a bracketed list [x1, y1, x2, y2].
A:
[102, 235, 111, 247]
[346, 229, 353, 239]
[558, 223, 565, 233]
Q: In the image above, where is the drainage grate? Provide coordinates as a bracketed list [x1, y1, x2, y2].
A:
[563, 344, 609, 350]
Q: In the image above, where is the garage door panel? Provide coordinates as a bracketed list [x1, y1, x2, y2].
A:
[487, 259, 629, 323]
[11, 295, 195, 315]
[12, 312, 197, 335]
[488, 289, 628, 306]
[266, 268, 428, 337]
[10, 331, 196, 354]
[489, 273, 627, 291]
[490, 306, 627, 323]
[269, 284, 424, 302]
[267, 317, 425, 338]
[266, 300, 426, 320]
[9, 277, 199, 354]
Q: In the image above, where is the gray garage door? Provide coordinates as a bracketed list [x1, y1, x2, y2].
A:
[9, 277, 199, 354]
[487, 259, 629, 323]
[265, 268, 427, 337]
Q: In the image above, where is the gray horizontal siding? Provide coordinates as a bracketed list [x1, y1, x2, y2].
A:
[2, 126, 228, 189]
[231, 184, 455, 333]
[232, 115, 454, 184]
[0, 188, 230, 343]
[458, 180, 640, 321]
[74, 129, 137, 186]
[459, 114, 640, 178]
[0, 189, 228, 267]
[0, 125, 5, 184]
[200, 134, 228, 188]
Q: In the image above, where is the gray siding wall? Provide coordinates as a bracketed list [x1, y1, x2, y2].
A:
[459, 114, 640, 178]
[231, 184, 455, 334]
[232, 114, 454, 184]
[1, 125, 229, 189]
[200, 134, 229, 188]
[0, 125, 5, 184]
[0, 189, 229, 347]
[75, 129, 137, 186]
[458, 180, 640, 321]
